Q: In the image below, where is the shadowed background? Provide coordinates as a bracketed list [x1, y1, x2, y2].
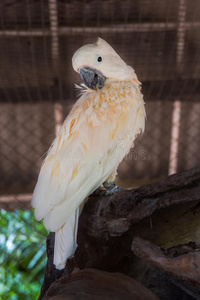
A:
[1, 0, 200, 200]
[0, 0, 200, 299]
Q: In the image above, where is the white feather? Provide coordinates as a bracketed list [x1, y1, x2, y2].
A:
[32, 40, 146, 270]
[54, 208, 79, 270]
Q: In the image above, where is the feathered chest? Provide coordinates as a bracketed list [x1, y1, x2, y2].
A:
[49, 81, 145, 156]
[79, 81, 144, 126]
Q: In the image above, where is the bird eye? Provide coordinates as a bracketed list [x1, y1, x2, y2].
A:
[97, 56, 102, 63]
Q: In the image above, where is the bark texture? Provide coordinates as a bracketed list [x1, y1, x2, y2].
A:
[40, 167, 200, 300]
[43, 269, 159, 300]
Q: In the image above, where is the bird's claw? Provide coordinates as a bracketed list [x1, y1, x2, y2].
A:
[104, 186, 124, 196]
[102, 182, 123, 196]
[103, 181, 116, 190]
[94, 183, 123, 196]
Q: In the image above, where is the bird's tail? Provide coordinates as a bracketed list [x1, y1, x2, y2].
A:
[54, 207, 79, 270]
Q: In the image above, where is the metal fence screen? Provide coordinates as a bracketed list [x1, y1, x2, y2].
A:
[0, 0, 200, 209]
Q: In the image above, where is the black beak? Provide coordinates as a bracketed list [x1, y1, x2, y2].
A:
[79, 67, 106, 90]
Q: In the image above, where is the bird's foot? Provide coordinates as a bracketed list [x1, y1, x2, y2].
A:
[102, 182, 124, 196]
[93, 187, 106, 196]
[93, 183, 123, 197]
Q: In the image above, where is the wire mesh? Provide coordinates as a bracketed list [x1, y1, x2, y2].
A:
[1, 2, 200, 298]
[0, 0, 200, 209]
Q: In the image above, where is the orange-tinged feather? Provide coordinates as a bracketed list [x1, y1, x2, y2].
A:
[69, 119, 75, 134]
[110, 127, 117, 140]
[67, 130, 78, 142]
[119, 111, 127, 127]
[51, 163, 60, 178]
[64, 125, 66, 135]
[82, 142, 88, 150]
[69, 164, 79, 182]
[56, 136, 62, 152]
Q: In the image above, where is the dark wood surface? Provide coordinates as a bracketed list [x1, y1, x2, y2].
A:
[39, 167, 200, 300]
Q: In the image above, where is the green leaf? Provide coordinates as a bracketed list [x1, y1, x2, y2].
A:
[0, 210, 47, 299]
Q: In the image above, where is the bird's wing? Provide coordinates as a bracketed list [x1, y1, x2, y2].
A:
[32, 92, 97, 222]
[32, 83, 145, 231]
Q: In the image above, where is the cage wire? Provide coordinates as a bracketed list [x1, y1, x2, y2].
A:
[0, 0, 200, 212]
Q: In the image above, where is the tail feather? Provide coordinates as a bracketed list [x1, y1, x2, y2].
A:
[54, 207, 79, 270]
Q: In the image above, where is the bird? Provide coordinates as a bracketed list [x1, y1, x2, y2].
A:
[31, 38, 146, 270]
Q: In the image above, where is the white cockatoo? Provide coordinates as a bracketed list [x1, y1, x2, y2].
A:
[32, 38, 146, 270]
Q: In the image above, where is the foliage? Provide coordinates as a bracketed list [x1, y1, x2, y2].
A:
[0, 209, 47, 300]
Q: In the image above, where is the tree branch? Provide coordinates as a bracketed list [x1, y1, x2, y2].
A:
[39, 167, 200, 299]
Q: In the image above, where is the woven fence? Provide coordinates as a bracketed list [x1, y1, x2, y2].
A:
[0, 0, 200, 208]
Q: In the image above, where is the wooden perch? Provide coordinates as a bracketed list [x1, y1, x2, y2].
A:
[132, 237, 200, 287]
[43, 269, 159, 300]
[39, 167, 200, 300]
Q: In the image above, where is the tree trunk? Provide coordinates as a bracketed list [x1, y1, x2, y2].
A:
[39, 167, 200, 300]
